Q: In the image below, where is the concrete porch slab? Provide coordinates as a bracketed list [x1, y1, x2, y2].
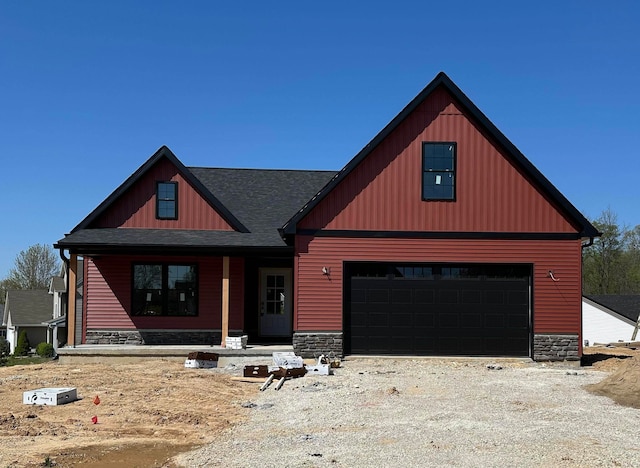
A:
[56, 344, 294, 365]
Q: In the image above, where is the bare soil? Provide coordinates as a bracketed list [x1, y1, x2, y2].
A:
[2, 347, 639, 467]
[0, 361, 256, 467]
[583, 345, 640, 408]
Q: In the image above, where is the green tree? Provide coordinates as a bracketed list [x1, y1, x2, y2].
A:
[621, 225, 640, 292]
[15, 330, 31, 356]
[0, 339, 9, 366]
[583, 209, 640, 294]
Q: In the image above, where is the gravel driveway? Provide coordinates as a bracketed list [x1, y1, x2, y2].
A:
[175, 358, 640, 467]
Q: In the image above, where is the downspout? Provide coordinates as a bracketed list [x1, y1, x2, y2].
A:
[581, 237, 595, 249]
[58, 248, 70, 347]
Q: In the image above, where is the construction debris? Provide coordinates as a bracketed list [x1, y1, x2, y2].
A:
[240, 351, 335, 391]
[184, 352, 219, 369]
[272, 352, 304, 369]
[225, 335, 248, 349]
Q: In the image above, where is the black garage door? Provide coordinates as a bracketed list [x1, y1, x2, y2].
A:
[345, 263, 531, 356]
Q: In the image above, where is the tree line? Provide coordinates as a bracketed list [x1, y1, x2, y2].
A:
[583, 209, 640, 295]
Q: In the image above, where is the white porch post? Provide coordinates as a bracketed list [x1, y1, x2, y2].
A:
[221, 256, 230, 347]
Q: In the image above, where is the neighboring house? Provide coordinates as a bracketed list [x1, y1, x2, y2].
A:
[46, 263, 78, 351]
[54, 72, 599, 361]
[0, 304, 5, 341]
[2, 290, 52, 354]
[582, 295, 640, 345]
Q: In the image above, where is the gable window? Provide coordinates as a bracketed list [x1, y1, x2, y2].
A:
[156, 181, 178, 219]
[132, 263, 198, 316]
[423, 142, 456, 200]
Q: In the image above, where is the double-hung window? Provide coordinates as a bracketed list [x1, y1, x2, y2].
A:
[422, 142, 456, 200]
[156, 181, 178, 219]
[132, 264, 198, 316]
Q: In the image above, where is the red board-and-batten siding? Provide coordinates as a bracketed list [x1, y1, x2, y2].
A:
[294, 86, 582, 334]
[83, 255, 244, 335]
[92, 157, 234, 230]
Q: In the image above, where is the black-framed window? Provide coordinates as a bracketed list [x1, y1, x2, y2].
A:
[423, 142, 456, 200]
[156, 181, 178, 219]
[132, 263, 197, 316]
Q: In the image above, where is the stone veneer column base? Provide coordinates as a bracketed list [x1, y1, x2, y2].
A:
[533, 334, 579, 361]
[293, 332, 343, 358]
[85, 330, 221, 346]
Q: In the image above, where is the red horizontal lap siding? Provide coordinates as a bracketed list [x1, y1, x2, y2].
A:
[294, 236, 582, 335]
[84, 255, 244, 334]
[299, 87, 576, 233]
[92, 158, 234, 230]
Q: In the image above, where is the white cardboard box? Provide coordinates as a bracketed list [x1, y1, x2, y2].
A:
[23, 387, 77, 406]
[184, 359, 218, 369]
[305, 364, 331, 375]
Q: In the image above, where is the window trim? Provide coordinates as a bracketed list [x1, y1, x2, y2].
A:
[131, 262, 198, 317]
[156, 181, 178, 220]
[422, 142, 457, 201]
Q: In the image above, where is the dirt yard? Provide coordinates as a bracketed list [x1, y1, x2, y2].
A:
[0, 360, 257, 467]
[1, 347, 639, 467]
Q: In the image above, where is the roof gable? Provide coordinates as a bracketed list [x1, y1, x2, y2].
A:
[72, 146, 248, 233]
[282, 72, 599, 239]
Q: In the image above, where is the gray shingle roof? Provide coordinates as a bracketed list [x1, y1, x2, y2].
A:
[584, 295, 640, 322]
[188, 167, 336, 237]
[50, 276, 66, 293]
[5, 290, 52, 325]
[56, 166, 336, 249]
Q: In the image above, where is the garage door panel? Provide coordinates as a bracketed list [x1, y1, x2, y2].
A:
[462, 290, 483, 304]
[346, 262, 531, 356]
[509, 291, 528, 305]
[393, 313, 413, 327]
[438, 312, 459, 328]
[351, 289, 367, 303]
[461, 312, 483, 328]
[414, 289, 435, 304]
[392, 289, 412, 303]
[367, 289, 390, 304]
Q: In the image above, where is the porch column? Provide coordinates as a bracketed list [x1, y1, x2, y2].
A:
[221, 256, 230, 346]
[66, 253, 77, 347]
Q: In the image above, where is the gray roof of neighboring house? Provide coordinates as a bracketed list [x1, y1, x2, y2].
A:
[50, 276, 66, 293]
[584, 295, 640, 323]
[4, 290, 52, 326]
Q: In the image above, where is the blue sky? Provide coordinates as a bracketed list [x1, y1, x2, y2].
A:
[1, 2, 639, 277]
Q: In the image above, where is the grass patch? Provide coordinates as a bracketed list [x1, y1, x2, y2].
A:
[3, 355, 52, 367]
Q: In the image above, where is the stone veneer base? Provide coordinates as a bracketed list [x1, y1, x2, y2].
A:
[85, 330, 221, 346]
[533, 334, 579, 361]
[293, 332, 343, 358]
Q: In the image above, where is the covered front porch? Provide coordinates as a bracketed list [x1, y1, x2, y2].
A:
[59, 249, 296, 349]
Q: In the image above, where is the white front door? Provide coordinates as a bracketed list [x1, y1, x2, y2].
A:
[259, 268, 292, 337]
